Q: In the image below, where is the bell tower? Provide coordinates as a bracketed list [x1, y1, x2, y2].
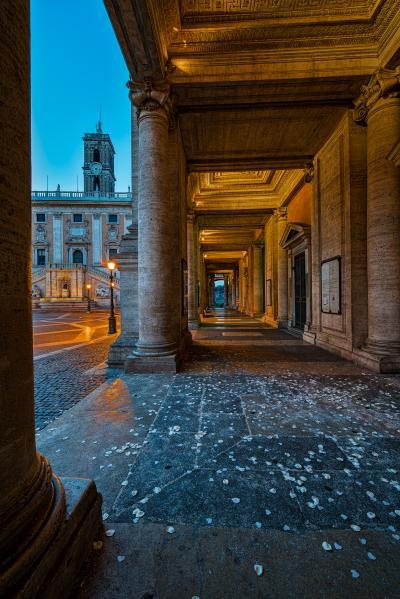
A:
[82, 120, 116, 194]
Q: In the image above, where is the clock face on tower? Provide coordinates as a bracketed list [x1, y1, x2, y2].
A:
[90, 162, 103, 175]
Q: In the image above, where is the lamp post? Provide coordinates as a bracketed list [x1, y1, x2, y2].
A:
[107, 261, 117, 334]
[86, 283, 91, 312]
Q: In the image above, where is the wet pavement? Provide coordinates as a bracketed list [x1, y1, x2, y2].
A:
[36, 311, 400, 598]
[33, 311, 119, 429]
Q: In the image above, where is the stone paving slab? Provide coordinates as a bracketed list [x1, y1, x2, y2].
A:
[78, 523, 400, 599]
[37, 327, 400, 597]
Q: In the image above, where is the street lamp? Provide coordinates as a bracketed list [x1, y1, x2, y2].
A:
[107, 261, 117, 334]
[86, 284, 91, 312]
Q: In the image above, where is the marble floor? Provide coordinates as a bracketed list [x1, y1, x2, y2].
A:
[36, 312, 400, 598]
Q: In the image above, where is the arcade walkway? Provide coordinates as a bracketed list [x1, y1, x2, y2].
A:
[36, 321, 400, 598]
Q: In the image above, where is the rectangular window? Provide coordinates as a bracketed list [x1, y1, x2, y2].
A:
[36, 213, 46, 223]
[108, 214, 118, 224]
[73, 213, 83, 223]
[108, 248, 118, 258]
[37, 249, 46, 266]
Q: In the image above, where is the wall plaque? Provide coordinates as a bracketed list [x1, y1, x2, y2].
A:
[321, 257, 341, 314]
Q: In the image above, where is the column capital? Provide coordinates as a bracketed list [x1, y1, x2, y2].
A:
[274, 207, 288, 222]
[303, 162, 314, 183]
[127, 78, 175, 128]
[353, 67, 400, 124]
[187, 210, 196, 224]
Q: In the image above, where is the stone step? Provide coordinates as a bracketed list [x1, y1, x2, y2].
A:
[37, 299, 97, 311]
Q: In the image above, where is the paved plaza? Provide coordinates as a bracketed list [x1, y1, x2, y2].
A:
[35, 311, 400, 598]
[33, 311, 118, 429]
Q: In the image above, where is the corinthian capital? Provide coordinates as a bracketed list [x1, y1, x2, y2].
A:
[354, 67, 400, 124]
[127, 78, 175, 126]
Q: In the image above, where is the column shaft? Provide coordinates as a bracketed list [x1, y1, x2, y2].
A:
[128, 84, 181, 370]
[365, 97, 400, 353]
[187, 212, 199, 329]
[0, 3, 101, 593]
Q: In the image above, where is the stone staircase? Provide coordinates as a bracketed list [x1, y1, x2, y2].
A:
[32, 264, 120, 311]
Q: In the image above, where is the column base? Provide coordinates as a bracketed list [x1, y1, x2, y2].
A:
[2, 477, 102, 598]
[108, 333, 138, 367]
[353, 345, 400, 373]
[125, 351, 181, 373]
[261, 316, 275, 327]
[188, 319, 199, 331]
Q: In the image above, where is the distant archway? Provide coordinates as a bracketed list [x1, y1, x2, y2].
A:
[214, 279, 224, 307]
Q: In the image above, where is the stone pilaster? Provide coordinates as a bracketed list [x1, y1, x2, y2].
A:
[276, 208, 289, 328]
[0, 3, 102, 594]
[126, 79, 181, 372]
[187, 211, 199, 330]
[353, 68, 400, 372]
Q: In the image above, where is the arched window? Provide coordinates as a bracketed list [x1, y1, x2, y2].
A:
[94, 176, 100, 191]
[93, 148, 100, 162]
[72, 249, 83, 264]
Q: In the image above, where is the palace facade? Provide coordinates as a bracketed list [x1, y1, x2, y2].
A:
[31, 122, 133, 307]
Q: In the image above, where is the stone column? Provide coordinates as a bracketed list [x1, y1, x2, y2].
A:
[235, 268, 240, 308]
[252, 244, 264, 316]
[276, 208, 289, 328]
[0, 3, 101, 594]
[208, 274, 215, 307]
[187, 211, 199, 330]
[353, 68, 400, 372]
[231, 270, 236, 308]
[242, 261, 249, 314]
[128, 80, 180, 372]
[224, 274, 229, 307]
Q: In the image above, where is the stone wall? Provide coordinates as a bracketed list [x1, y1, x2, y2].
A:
[287, 183, 312, 224]
[308, 111, 368, 358]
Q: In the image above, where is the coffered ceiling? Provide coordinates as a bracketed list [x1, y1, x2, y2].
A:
[105, 0, 400, 86]
[189, 169, 304, 211]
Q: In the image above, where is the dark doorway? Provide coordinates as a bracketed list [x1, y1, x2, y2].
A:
[72, 249, 84, 264]
[294, 252, 306, 330]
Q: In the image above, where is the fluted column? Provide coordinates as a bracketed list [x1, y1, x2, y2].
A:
[187, 211, 199, 330]
[128, 80, 180, 371]
[0, 3, 101, 594]
[276, 208, 289, 328]
[353, 68, 400, 372]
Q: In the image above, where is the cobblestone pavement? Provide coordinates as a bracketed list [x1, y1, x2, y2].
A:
[33, 311, 120, 430]
[36, 313, 400, 598]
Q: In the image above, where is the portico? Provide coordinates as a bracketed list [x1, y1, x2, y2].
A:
[105, 0, 400, 374]
[2, 0, 400, 594]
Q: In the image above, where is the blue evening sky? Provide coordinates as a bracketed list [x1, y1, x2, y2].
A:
[31, 0, 131, 192]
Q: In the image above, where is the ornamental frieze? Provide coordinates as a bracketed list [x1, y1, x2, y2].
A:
[182, 0, 369, 16]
